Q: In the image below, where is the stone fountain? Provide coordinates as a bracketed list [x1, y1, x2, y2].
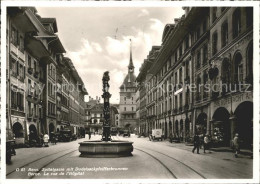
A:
[79, 71, 133, 157]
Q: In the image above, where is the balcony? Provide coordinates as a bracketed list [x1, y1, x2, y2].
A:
[28, 67, 33, 75]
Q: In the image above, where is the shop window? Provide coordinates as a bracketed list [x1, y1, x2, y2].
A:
[232, 8, 241, 39]
[221, 21, 228, 47]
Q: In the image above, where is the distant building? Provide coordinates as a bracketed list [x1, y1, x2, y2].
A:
[119, 41, 137, 132]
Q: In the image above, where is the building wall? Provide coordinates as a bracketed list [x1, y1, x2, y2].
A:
[135, 7, 253, 148]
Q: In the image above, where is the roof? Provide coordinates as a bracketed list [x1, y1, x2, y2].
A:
[40, 17, 58, 33]
[120, 72, 136, 89]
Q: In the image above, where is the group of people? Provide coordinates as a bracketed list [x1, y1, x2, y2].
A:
[192, 133, 241, 158]
[28, 131, 52, 147]
[192, 134, 212, 154]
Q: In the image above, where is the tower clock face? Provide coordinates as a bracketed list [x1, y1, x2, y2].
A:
[129, 69, 133, 72]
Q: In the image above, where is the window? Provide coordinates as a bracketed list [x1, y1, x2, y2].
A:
[179, 68, 183, 84]
[132, 107, 134, 111]
[11, 26, 19, 46]
[197, 51, 201, 68]
[212, 7, 217, 23]
[19, 35, 24, 53]
[175, 52, 177, 63]
[203, 45, 208, 65]
[222, 58, 231, 85]
[179, 45, 182, 58]
[212, 32, 218, 55]
[221, 7, 227, 13]
[221, 21, 228, 47]
[203, 19, 207, 33]
[232, 8, 241, 39]
[28, 55, 31, 68]
[246, 7, 253, 28]
[246, 42, 253, 77]
[196, 27, 200, 40]
[233, 53, 243, 84]
[124, 97, 126, 101]
[185, 36, 189, 50]
[34, 60, 37, 72]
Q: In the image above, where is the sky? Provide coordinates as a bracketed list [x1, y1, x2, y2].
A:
[37, 7, 184, 104]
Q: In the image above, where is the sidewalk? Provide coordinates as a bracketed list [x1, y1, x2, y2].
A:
[137, 136, 253, 160]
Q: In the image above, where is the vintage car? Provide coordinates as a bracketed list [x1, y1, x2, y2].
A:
[59, 129, 72, 142]
[150, 129, 163, 141]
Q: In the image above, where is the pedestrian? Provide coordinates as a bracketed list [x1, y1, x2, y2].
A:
[203, 134, 211, 153]
[192, 133, 200, 154]
[43, 133, 49, 147]
[89, 132, 91, 140]
[233, 133, 240, 158]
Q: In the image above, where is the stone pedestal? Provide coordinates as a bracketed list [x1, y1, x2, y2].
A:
[79, 140, 133, 157]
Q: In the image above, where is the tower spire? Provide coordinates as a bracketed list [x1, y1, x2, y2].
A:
[128, 39, 134, 70]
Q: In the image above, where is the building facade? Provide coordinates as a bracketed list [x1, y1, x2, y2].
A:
[119, 43, 137, 132]
[6, 7, 88, 143]
[136, 7, 253, 148]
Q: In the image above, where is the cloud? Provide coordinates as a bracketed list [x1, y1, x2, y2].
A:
[138, 9, 149, 17]
[91, 42, 103, 53]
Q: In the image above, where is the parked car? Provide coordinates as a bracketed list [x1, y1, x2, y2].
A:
[71, 134, 78, 141]
[123, 130, 130, 137]
[6, 140, 16, 164]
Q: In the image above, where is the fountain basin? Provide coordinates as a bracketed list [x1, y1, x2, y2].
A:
[79, 140, 133, 157]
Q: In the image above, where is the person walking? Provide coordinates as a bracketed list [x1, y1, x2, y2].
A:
[89, 131, 91, 140]
[203, 134, 211, 153]
[43, 133, 49, 147]
[233, 133, 240, 158]
[192, 133, 200, 154]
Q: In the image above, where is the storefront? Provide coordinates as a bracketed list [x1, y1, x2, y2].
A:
[211, 92, 253, 148]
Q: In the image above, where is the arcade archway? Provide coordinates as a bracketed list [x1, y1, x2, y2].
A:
[212, 107, 230, 146]
[49, 123, 55, 134]
[196, 112, 207, 135]
[234, 101, 253, 149]
[13, 122, 24, 138]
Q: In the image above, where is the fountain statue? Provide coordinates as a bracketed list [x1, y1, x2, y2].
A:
[79, 71, 133, 157]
